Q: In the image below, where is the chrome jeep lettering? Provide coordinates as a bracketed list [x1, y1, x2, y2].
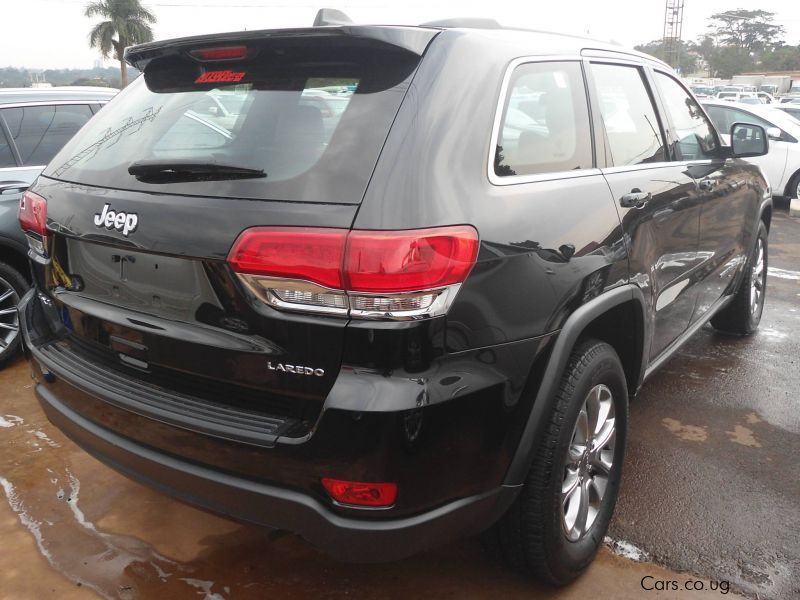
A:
[267, 361, 325, 377]
[93, 204, 138, 237]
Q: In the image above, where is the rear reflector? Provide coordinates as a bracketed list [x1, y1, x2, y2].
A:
[227, 226, 479, 319]
[189, 45, 249, 61]
[321, 478, 398, 508]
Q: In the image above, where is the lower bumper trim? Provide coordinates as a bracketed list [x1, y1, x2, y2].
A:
[36, 383, 518, 562]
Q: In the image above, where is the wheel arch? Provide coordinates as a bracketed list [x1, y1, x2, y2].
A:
[783, 168, 800, 200]
[503, 284, 647, 486]
[0, 237, 31, 283]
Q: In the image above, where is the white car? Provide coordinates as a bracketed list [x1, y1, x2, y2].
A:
[703, 100, 800, 200]
[716, 91, 757, 102]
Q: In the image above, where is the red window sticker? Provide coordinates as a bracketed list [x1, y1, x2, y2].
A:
[195, 70, 246, 84]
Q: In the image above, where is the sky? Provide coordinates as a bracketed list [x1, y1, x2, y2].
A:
[3, 0, 800, 70]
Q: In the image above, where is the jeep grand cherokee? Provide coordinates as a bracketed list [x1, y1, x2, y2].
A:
[17, 19, 771, 584]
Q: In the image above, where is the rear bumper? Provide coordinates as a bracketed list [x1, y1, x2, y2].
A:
[36, 381, 516, 562]
[20, 289, 521, 561]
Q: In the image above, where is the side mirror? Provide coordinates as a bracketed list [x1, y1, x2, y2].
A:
[730, 122, 769, 158]
[0, 181, 30, 195]
[766, 126, 782, 141]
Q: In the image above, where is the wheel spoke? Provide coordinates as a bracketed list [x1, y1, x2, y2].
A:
[574, 480, 590, 537]
[0, 289, 14, 303]
[593, 421, 616, 453]
[562, 469, 580, 499]
[0, 307, 18, 316]
[590, 449, 614, 476]
[0, 322, 18, 331]
[586, 391, 600, 440]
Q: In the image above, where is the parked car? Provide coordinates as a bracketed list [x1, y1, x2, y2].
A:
[756, 92, 775, 104]
[17, 20, 771, 585]
[717, 91, 757, 102]
[775, 104, 800, 121]
[0, 86, 116, 366]
[704, 99, 800, 200]
[690, 85, 714, 99]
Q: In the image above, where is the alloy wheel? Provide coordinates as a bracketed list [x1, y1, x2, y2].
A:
[750, 238, 765, 316]
[0, 276, 20, 354]
[561, 384, 616, 542]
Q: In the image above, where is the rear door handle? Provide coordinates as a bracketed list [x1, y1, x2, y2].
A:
[620, 190, 651, 209]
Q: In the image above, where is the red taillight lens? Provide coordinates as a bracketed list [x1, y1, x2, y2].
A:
[227, 227, 347, 289]
[345, 226, 479, 293]
[227, 225, 479, 318]
[321, 478, 398, 508]
[18, 191, 47, 236]
[189, 45, 249, 61]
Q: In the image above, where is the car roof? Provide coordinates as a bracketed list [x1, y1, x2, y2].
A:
[0, 86, 118, 105]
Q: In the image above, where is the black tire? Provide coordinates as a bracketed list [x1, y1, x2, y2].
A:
[487, 339, 628, 585]
[710, 221, 768, 335]
[0, 260, 28, 369]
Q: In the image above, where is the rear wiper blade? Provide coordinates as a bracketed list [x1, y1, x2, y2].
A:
[128, 160, 266, 182]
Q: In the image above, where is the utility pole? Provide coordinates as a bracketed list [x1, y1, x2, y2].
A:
[663, 0, 685, 72]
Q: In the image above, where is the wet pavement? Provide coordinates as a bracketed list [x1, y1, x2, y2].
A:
[610, 203, 800, 600]
[2, 206, 799, 599]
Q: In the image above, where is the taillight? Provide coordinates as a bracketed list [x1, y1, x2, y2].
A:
[227, 226, 479, 320]
[18, 191, 49, 258]
[321, 478, 398, 508]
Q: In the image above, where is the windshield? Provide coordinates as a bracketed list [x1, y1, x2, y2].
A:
[42, 37, 422, 204]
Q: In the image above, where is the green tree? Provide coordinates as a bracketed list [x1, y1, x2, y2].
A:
[707, 9, 784, 54]
[711, 46, 754, 79]
[85, 0, 156, 87]
[760, 45, 800, 71]
[634, 39, 698, 73]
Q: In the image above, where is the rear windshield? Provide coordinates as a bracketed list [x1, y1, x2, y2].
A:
[43, 37, 422, 204]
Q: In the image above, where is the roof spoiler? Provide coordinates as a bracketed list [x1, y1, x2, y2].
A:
[420, 18, 501, 29]
[313, 8, 354, 27]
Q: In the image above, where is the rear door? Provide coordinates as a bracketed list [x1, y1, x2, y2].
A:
[589, 60, 703, 360]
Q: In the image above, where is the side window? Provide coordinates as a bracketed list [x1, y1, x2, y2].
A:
[590, 64, 666, 166]
[494, 61, 593, 177]
[3, 104, 94, 166]
[654, 72, 719, 161]
[0, 121, 16, 168]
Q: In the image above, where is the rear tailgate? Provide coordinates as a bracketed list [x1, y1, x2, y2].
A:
[40, 179, 357, 431]
[29, 27, 437, 436]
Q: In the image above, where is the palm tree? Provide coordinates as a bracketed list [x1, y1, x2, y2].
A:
[85, 0, 156, 88]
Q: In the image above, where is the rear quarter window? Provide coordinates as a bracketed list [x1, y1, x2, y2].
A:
[494, 61, 593, 178]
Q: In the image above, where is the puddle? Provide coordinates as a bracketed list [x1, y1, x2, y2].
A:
[768, 267, 800, 281]
[661, 418, 709, 442]
[604, 537, 649, 562]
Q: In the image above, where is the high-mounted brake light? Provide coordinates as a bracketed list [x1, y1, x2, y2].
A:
[227, 226, 479, 320]
[189, 45, 249, 61]
[18, 191, 49, 258]
[321, 478, 398, 508]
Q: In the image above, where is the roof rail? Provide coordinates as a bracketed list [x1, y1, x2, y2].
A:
[420, 18, 501, 29]
[313, 8, 353, 27]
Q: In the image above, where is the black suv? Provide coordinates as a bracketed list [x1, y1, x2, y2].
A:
[18, 20, 771, 584]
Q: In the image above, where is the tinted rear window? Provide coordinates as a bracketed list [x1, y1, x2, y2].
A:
[43, 37, 422, 204]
